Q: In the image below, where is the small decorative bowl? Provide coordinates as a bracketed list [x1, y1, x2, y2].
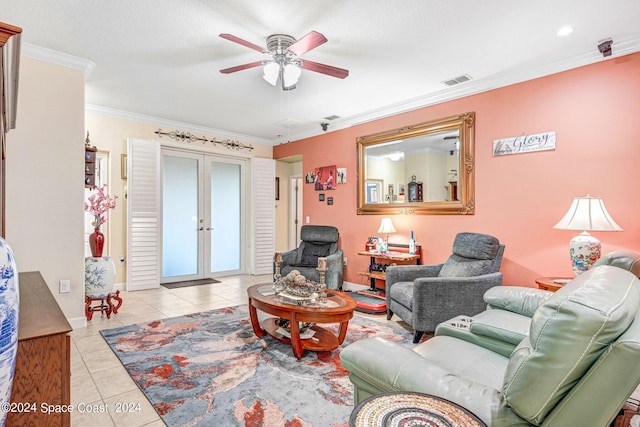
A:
[284, 280, 318, 297]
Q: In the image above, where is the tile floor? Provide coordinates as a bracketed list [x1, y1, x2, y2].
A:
[70, 275, 402, 426]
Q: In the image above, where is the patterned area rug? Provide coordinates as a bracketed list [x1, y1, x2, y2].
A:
[100, 305, 413, 427]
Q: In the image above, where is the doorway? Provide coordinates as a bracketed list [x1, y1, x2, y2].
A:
[161, 149, 245, 282]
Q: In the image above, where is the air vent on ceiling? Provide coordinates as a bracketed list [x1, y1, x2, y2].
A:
[442, 74, 473, 87]
[323, 115, 341, 121]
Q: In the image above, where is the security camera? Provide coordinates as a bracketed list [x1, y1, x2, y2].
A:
[597, 38, 613, 57]
[320, 122, 329, 132]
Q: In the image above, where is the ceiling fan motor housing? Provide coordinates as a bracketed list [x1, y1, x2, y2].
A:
[266, 34, 297, 56]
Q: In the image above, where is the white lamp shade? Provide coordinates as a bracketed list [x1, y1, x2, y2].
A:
[262, 62, 279, 86]
[553, 196, 622, 231]
[377, 218, 397, 234]
[282, 63, 301, 88]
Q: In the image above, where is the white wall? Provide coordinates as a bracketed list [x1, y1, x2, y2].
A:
[6, 57, 86, 323]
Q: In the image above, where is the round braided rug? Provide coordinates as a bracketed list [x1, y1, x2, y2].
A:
[350, 392, 486, 427]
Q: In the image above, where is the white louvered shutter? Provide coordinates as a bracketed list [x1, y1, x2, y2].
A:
[126, 138, 161, 290]
[251, 157, 275, 274]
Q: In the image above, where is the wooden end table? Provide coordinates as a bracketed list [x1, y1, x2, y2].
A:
[247, 284, 357, 359]
[535, 277, 573, 292]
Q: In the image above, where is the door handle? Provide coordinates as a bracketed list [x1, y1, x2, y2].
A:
[198, 227, 204, 231]
[206, 227, 213, 231]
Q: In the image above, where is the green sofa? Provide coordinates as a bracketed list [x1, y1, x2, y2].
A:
[340, 264, 640, 426]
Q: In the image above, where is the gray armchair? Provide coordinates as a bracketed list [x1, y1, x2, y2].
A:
[278, 225, 344, 290]
[386, 232, 505, 342]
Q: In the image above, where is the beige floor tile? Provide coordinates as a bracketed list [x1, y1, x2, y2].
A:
[92, 365, 139, 399]
[71, 372, 102, 406]
[82, 348, 123, 374]
[70, 399, 116, 427]
[104, 389, 161, 427]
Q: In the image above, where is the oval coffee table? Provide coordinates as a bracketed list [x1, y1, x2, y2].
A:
[247, 284, 357, 359]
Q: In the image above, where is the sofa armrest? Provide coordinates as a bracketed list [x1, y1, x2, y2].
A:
[484, 286, 552, 317]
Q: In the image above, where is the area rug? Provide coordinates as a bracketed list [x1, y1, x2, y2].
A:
[100, 305, 413, 427]
[161, 278, 221, 289]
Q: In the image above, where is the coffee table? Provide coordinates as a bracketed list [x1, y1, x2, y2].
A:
[247, 284, 357, 359]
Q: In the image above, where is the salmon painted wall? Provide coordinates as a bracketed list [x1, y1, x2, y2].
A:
[274, 53, 640, 287]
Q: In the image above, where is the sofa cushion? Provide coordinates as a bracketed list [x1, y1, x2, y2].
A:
[439, 254, 494, 277]
[299, 242, 332, 266]
[503, 266, 640, 425]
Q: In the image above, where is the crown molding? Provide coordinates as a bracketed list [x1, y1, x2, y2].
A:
[85, 104, 273, 147]
[21, 43, 96, 80]
[283, 35, 640, 144]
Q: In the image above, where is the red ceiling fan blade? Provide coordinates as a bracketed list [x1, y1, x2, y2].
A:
[300, 60, 349, 79]
[220, 61, 263, 74]
[287, 31, 327, 56]
[219, 33, 266, 53]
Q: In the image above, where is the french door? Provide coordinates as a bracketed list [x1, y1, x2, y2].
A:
[161, 149, 245, 282]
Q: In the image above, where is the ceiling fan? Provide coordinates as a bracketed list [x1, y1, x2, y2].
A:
[219, 31, 349, 91]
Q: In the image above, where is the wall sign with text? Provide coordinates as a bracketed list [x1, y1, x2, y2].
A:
[493, 131, 556, 156]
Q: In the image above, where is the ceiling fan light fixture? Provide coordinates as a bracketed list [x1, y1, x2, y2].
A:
[283, 62, 301, 88]
[262, 62, 279, 86]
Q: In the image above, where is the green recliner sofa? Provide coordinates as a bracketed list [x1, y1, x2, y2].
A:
[435, 250, 640, 358]
[340, 264, 640, 426]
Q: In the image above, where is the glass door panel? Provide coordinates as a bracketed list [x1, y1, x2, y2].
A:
[162, 153, 201, 280]
[208, 160, 241, 274]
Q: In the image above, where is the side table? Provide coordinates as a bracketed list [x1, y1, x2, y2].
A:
[535, 276, 573, 293]
[350, 391, 486, 427]
[84, 256, 122, 320]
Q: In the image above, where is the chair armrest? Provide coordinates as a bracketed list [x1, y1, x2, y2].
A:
[326, 249, 343, 267]
[410, 273, 503, 331]
[484, 286, 552, 318]
[281, 249, 299, 266]
[385, 264, 443, 293]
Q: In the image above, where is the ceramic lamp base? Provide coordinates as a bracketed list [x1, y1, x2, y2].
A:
[569, 231, 601, 275]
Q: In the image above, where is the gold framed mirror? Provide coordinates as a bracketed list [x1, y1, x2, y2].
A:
[357, 112, 475, 215]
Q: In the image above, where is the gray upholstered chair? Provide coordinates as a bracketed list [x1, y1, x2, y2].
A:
[278, 225, 344, 290]
[386, 232, 505, 342]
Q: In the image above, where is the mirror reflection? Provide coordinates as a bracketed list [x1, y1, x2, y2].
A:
[357, 112, 475, 215]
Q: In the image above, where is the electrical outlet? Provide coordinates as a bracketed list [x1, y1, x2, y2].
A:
[306, 216, 310, 224]
[59, 279, 70, 293]
[343, 257, 348, 265]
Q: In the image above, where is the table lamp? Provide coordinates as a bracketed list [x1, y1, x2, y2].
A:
[377, 217, 397, 252]
[553, 195, 622, 275]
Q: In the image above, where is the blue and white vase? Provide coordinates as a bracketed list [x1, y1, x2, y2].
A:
[0, 238, 19, 427]
[85, 256, 116, 298]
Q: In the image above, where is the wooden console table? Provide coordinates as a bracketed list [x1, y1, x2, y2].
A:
[358, 243, 421, 291]
[8, 271, 72, 427]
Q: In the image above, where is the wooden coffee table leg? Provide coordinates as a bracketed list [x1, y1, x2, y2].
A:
[290, 314, 304, 359]
[337, 320, 350, 345]
[248, 300, 266, 338]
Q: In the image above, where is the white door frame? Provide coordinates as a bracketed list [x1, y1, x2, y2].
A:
[288, 174, 303, 250]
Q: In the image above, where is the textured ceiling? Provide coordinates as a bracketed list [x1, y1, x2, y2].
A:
[1, 0, 639, 145]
